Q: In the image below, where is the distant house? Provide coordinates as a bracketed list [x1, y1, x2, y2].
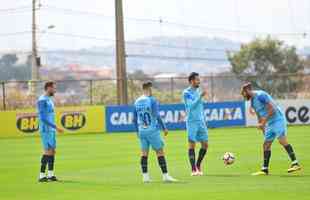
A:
[154, 73, 181, 82]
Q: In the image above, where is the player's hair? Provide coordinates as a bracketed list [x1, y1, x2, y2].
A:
[142, 81, 152, 90]
[188, 72, 199, 82]
[44, 81, 55, 91]
[242, 82, 252, 91]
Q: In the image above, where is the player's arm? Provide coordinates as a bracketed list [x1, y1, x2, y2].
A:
[257, 94, 274, 129]
[183, 91, 204, 109]
[151, 98, 168, 136]
[249, 106, 256, 116]
[132, 108, 139, 134]
[37, 100, 63, 133]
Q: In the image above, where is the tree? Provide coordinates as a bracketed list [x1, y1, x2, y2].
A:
[0, 54, 18, 66]
[128, 69, 152, 81]
[0, 53, 31, 81]
[228, 37, 304, 98]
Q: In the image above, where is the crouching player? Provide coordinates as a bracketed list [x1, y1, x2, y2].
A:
[241, 83, 301, 175]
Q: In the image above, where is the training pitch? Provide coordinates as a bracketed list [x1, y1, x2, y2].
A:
[0, 126, 309, 200]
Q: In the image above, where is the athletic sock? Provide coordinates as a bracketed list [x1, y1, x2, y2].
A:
[39, 173, 46, 179]
[47, 155, 55, 173]
[40, 155, 48, 174]
[284, 144, 297, 164]
[188, 149, 196, 171]
[157, 156, 168, 174]
[48, 170, 54, 178]
[263, 150, 271, 169]
[140, 156, 148, 173]
[196, 148, 207, 168]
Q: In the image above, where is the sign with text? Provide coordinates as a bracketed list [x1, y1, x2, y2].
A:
[106, 101, 246, 132]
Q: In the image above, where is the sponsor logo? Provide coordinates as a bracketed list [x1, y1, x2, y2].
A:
[285, 106, 310, 124]
[61, 112, 86, 130]
[110, 112, 134, 126]
[106, 102, 246, 132]
[16, 114, 39, 133]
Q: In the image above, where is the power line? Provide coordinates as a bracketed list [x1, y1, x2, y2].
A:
[42, 32, 114, 41]
[41, 5, 114, 19]
[0, 6, 31, 13]
[40, 4, 308, 37]
[44, 32, 237, 52]
[0, 31, 31, 37]
[126, 54, 228, 62]
[0, 31, 237, 53]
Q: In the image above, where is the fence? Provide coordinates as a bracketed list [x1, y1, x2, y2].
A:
[1, 74, 310, 110]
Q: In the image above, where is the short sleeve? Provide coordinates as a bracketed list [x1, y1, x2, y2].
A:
[257, 93, 270, 104]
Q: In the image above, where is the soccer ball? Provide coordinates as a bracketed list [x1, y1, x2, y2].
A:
[222, 152, 235, 165]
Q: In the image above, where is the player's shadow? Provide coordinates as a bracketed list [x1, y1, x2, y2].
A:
[278, 174, 309, 178]
[56, 180, 105, 186]
[206, 174, 242, 177]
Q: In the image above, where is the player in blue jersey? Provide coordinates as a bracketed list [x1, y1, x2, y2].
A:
[37, 82, 64, 182]
[134, 81, 177, 183]
[182, 72, 208, 176]
[241, 83, 301, 175]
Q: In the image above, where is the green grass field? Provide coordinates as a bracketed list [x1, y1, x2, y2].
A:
[0, 126, 309, 200]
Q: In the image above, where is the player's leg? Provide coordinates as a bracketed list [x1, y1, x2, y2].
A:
[154, 149, 178, 182]
[139, 135, 151, 183]
[46, 132, 58, 181]
[187, 122, 198, 175]
[262, 140, 273, 173]
[196, 122, 208, 175]
[188, 142, 197, 175]
[278, 136, 301, 173]
[39, 133, 51, 182]
[196, 141, 208, 175]
[252, 126, 275, 176]
[151, 132, 177, 182]
[252, 140, 273, 176]
[141, 149, 151, 182]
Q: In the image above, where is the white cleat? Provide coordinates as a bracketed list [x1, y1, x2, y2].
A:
[191, 170, 198, 176]
[196, 170, 203, 176]
[142, 173, 152, 183]
[163, 174, 178, 182]
[196, 167, 203, 176]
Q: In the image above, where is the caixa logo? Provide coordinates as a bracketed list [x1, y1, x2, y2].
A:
[16, 115, 39, 133]
[61, 112, 86, 130]
[285, 106, 310, 124]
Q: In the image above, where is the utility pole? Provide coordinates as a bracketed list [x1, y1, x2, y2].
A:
[31, 0, 39, 96]
[115, 0, 128, 105]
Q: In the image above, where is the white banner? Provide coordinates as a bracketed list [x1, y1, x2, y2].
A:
[246, 100, 310, 126]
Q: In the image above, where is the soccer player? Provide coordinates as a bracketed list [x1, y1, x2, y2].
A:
[37, 81, 64, 182]
[241, 83, 302, 175]
[182, 72, 208, 176]
[134, 81, 177, 183]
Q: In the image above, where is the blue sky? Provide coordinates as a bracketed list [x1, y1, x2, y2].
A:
[1, 0, 310, 51]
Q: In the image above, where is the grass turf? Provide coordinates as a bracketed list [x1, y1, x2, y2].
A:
[0, 126, 309, 200]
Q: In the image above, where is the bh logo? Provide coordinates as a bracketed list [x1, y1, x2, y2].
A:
[61, 112, 86, 130]
[16, 114, 39, 133]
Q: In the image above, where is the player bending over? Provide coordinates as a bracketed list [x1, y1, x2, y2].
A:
[37, 82, 64, 182]
[134, 81, 178, 183]
[241, 83, 301, 175]
[182, 72, 208, 176]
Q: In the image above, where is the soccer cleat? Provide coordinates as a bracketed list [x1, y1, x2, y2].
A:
[196, 166, 203, 176]
[142, 174, 152, 183]
[47, 176, 58, 182]
[163, 174, 178, 182]
[251, 170, 268, 176]
[287, 164, 302, 173]
[191, 170, 198, 176]
[38, 177, 48, 182]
